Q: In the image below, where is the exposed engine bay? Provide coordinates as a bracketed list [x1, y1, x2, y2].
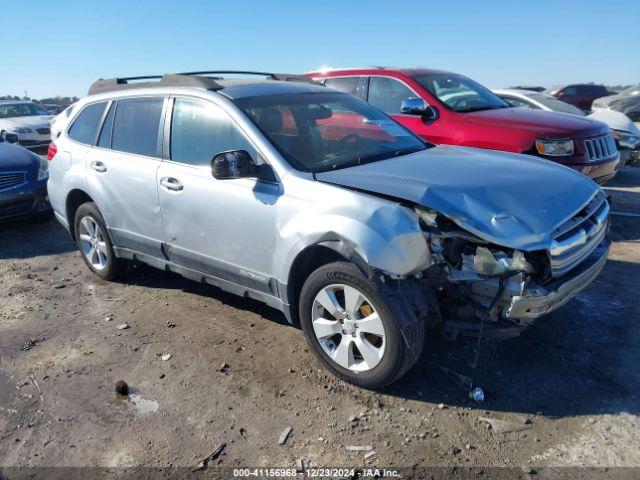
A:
[412, 206, 609, 341]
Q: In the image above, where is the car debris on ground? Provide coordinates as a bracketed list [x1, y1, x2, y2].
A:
[278, 427, 293, 445]
[192, 442, 226, 472]
[440, 366, 485, 403]
[345, 445, 373, 452]
[479, 417, 533, 434]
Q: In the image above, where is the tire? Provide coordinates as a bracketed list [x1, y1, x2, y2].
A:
[73, 202, 124, 281]
[298, 261, 425, 389]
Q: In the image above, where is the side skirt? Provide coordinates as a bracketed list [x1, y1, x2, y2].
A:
[113, 246, 292, 321]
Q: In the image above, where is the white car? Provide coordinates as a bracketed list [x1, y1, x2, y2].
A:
[0, 100, 54, 149]
[494, 89, 640, 168]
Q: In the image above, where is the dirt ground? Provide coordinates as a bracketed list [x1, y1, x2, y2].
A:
[1, 168, 640, 477]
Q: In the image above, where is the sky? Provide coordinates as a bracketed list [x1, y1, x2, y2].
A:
[1, 0, 638, 99]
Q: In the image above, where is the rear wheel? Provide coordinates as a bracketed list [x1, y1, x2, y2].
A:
[299, 261, 424, 389]
[74, 202, 124, 281]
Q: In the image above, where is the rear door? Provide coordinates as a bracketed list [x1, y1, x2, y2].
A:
[85, 96, 167, 257]
[157, 96, 279, 292]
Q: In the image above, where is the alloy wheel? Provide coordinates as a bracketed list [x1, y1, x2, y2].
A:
[311, 284, 386, 372]
[78, 216, 108, 271]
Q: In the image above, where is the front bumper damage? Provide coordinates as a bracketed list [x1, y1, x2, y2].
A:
[505, 239, 609, 320]
[428, 230, 610, 340]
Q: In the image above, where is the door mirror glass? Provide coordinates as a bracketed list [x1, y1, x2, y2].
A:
[212, 150, 258, 180]
[401, 98, 438, 120]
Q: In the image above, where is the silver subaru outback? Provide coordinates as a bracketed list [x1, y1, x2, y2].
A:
[47, 72, 610, 388]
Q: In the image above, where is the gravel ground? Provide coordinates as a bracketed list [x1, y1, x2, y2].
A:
[1, 168, 639, 477]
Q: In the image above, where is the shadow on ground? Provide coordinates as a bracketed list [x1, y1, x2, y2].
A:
[605, 167, 640, 215]
[387, 256, 640, 418]
[2, 200, 639, 421]
[0, 213, 76, 259]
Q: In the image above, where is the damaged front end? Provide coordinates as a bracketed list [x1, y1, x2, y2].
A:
[414, 199, 610, 341]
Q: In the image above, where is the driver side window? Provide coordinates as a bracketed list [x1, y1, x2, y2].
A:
[368, 77, 416, 114]
[170, 98, 257, 167]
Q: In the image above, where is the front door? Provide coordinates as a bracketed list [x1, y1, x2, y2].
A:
[157, 97, 280, 292]
[365, 76, 450, 145]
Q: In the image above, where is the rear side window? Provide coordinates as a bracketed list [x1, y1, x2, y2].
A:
[368, 77, 416, 114]
[112, 97, 164, 157]
[68, 102, 107, 145]
[325, 77, 360, 96]
[170, 98, 256, 166]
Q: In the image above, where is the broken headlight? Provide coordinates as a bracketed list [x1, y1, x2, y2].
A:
[535, 139, 574, 156]
[472, 247, 533, 276]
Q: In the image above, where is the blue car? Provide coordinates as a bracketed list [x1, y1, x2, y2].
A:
[0, 134, 51, 220]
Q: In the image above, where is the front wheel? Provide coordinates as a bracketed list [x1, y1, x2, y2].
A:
[298, 261, 424, 389]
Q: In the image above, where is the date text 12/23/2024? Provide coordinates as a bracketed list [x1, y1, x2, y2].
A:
[232, 468, 401, 478]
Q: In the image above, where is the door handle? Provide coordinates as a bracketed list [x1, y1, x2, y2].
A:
[160, 177, 184, 191]
[90, 161, 107, 173]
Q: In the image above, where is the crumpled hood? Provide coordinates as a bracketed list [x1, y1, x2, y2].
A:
[588, 110, 640, 134]
[464, 107, 607, 139]
[315, 145, 601, 251]
[0, 115, 53, 129]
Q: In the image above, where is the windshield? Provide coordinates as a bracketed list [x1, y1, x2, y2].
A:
[413, 73, 509, 113]
[235, 92, 429, 172]
[530, 93, 586, 115]
[0, 102, 50, 119]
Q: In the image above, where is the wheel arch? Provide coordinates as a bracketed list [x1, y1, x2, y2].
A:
[284, 241, 372, 325]
[65, 189, 95, 240]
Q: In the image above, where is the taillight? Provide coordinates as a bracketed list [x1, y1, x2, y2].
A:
[47, 142, 57, 160]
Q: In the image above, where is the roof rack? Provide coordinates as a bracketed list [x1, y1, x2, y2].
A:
[88, 74, 223, 96]
[177, 70, 318, 84]
[88, 71, 318, 95]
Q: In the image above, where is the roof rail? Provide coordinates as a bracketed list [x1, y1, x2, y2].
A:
[304, 66, 386, 74]
[88, 74, 223, 96]
[177, 70, 318, 84]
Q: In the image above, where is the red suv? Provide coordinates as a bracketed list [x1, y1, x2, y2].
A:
[308, 68, 619, 184]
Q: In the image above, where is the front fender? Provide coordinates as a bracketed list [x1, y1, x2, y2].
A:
[276, 203, 430, 282]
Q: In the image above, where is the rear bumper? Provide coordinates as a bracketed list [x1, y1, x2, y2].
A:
[0, 179, 51, 220]
[505, 238, 609, 320]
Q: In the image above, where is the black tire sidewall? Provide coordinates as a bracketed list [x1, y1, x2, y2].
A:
[299, 262, 407, 389]
[73, 202, 119, 280]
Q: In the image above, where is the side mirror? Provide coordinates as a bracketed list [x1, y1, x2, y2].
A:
[400, 98, 438, 121]
[212, 150, 259, 180]
[1, 132, 19, 144]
